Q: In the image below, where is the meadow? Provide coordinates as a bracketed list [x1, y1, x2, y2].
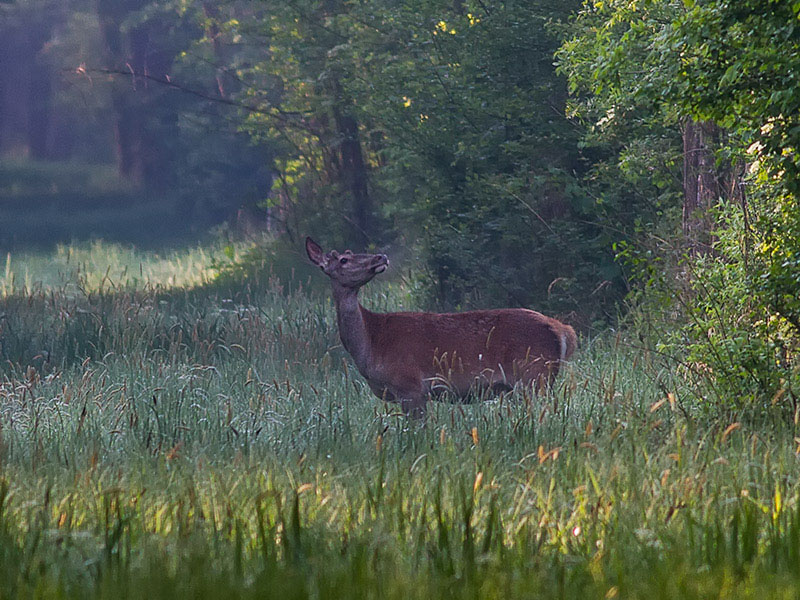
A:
[0, 241, 799, 599]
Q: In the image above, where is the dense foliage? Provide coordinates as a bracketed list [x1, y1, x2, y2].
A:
[0, 0, 273, 228]
[169, 0, 670, 321]
[558, 0, 799, 406]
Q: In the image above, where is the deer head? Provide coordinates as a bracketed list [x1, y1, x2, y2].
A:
[306, 237, 389, 290]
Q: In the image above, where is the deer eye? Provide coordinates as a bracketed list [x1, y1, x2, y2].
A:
[339, 257, 348, 264]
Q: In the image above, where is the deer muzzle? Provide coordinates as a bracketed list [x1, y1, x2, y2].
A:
[371, 255, 389, 274]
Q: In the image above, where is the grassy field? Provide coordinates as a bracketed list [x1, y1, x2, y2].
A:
[0, 241, 799, 599]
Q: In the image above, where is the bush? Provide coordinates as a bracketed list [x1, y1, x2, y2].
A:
[628, 201, 799, 413]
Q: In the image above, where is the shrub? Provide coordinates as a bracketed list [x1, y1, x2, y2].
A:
[629, 201, 799, 413]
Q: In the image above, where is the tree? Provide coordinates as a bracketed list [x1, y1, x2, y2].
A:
[194, 0, 627, 319]
[557, 0, 744, 255]
[559, 0, 799, 403]
[95, 0, 189, 187]
[199, 0, 381, 246]
[345, 0, 621, 316]
[668, 0, 800, 331]
[0, 0, 68, 159]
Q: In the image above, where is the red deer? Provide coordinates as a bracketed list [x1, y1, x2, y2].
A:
[306, 237, 577, 417]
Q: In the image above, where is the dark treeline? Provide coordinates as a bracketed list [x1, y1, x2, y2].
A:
[1, 0, 798, 403]
[0, 0, 273, 239]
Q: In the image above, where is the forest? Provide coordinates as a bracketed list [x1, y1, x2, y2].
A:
[1, 0, 799, 597]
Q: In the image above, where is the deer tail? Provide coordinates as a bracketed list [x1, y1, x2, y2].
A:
[559, 325, 578, 362]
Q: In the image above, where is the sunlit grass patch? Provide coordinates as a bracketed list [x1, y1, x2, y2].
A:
[0, 240, 252, 295]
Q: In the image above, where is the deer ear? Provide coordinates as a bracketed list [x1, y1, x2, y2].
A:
[306, 237, 326, 267]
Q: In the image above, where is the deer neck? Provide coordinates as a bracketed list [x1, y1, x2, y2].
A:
[331, 284, 373, 375]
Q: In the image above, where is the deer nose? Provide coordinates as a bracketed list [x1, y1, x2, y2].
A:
[370, 254, 389, 273]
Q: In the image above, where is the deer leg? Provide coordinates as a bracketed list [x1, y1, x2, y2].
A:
[368, 382, 396, 403]
[533, 361, 560, 394]
[368, 379, 427, 418]
[491, 382, 513, 395]
[400, 395, 427, 419]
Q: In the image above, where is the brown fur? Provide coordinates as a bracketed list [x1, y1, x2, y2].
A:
[361, 306, 576, 403]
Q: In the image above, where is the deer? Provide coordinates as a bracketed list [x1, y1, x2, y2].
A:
[305, 237, 577, 417]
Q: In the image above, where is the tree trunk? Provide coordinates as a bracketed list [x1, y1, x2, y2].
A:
[0, 32, 7, 153]
[26, 17, 58, 160]
[28, 59, 52, 160]
[97, 0, 175, 189]
[330, 78, 372, 246]
[0, 27, 32, 156]
[203, 2, 227, 98]
[682, 119, 722, 255]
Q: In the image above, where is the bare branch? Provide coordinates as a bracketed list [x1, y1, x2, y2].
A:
[66, 66, 312, 122]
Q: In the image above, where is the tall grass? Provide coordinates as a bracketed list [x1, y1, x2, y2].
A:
[0, 241, 799, 598]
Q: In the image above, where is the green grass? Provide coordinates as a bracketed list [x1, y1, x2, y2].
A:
[0, 241, 229, 294]
[0, 240, 799, 599]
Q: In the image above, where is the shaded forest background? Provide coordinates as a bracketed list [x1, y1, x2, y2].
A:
[1, 0, 799, 402]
